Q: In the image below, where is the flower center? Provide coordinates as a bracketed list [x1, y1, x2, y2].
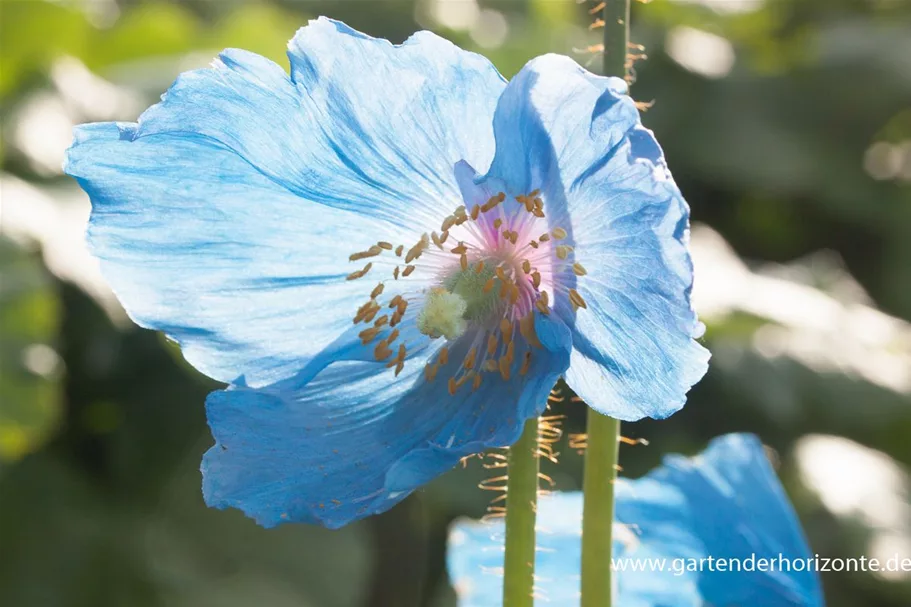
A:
[342, 188, 589, 391]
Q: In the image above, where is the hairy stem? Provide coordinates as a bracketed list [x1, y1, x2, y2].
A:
[502, 417, 540, 607]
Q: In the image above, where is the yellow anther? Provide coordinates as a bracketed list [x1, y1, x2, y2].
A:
[432, 231, 443, 249]
[374, 341, 393, 361]
[390, 310, 403, 327]
[371, 283, 385, 299]
[442, 216, 456, 232]
[520, 351, 532, 375]
[529, 240, 539, 249]
[509, 284, 519, 305]
[522, 259, 531, 274]
[454, 205, 467, 218]
[425, 363, 439, 382]
[569, 288, 588, 310]
[349, 245, 382, 261]
[377, 241, 393, 250]
[460, 254, 468, 271]
[483, 277, 496, 293]
[498, 356, 511, 381]
[402, 265, 416, 277]
[395, 244, 404, 256]
[529, 189, 540, 198]
[539, 233, 551, 243]
[389, 295, 402, 308]
[359, 326, 380, 344]
[440, 230, 450, 244]
[484, 359, 498, 372]
[493, 218, 503, 229]
[362, 305, 379, 323]
[552, 227, 567, 240]
[572, 263, 587, 276]
[531, 271, 541, 289]
[464, 347, 476, 370]
[387, 328, 400, 344]
[472, 373, 482, 391]
[451, 243, 468, 255]
[346, 262, 373, 281]
[487, 333, 499, 356]
[439, 347, 449, 365]
[471, 205, 480, 220]
[393, 266, 400, 280]
[499, 279, 509, 298]
[519, 312, 542, 348]
[556, 245, 572, 260]
[475, 261, 485, 274]
[374, 315, 389, 327]
[541, 291, 550, 306]
[536, 299, 550, 315]
[448, 377, 458, 396]
[505, 341, 515, 363]
[500, 318, 513, 343]
[532, 199, 544, 218]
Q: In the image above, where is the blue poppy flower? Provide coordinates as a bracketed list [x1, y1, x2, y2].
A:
[64, 18, 708, 528]
[448, 434, 825, 606]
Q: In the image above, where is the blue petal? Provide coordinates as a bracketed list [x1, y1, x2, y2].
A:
[616, 434, 825, 606]
[202, 314, 571, 528]
[483, 54, 709, 420]
[136, 17, 505, 228]
[66, 123, 431, 387]
[447, 434, 824, 607]
[65, 20, 506, 387]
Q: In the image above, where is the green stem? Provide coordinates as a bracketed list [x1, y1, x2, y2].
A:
[581, 410, 621, 606]
[579, 5, 629, 605]
[602, 0, 631, 81]
[502, 417, 540, 607]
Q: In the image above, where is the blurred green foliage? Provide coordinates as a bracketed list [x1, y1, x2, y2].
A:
[1, 0, 910, 606]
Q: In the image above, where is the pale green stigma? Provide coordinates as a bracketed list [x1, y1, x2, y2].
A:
[417, 288, 468, 340]
[444, 263, 502, 322]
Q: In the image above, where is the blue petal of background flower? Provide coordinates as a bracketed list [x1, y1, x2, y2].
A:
[447, 433, 824, 606]
[481, 54, 710, 421]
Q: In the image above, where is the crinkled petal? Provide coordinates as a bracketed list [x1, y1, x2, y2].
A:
[447, 434, 823, 607]
[202, 313, 571, 528]
[65, 20, 505, 386]
[483, 54, 708, 420]
[135, 17, 505, 229]
[66, 123, 430, 386]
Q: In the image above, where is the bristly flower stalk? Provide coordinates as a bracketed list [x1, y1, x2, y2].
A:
[580, 3, 630, 606]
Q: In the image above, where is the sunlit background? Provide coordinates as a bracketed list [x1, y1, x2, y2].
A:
[1, 0, 910, 605]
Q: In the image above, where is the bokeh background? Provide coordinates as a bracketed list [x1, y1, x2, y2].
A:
[1, 0, 910, 605]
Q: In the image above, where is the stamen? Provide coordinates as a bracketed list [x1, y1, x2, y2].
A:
[471, 205, 480, 220]
[387, 328, 400, 344]
[539, 233, 551, 243]
[483, 278, 495, 293]
[370, 283, 385, 299]
[402, 265, 416, 277]
[531, 271, 541, 289]
[472, 373, 482, 391]
[460, 254, 468, 270]
[439, 347, 449, 365]
[487, 333, 499, 356]
[346, 262, 373, 281]
[493, 218, 503, 229]
[484, 359, 498, 372]
[475, 261, 485, 274]
[359, 326, 380, 344]
[432, 231, 443, 249]
[572, 262, 587, 276]
[374, 315, 389, 327]
[498, 356, 511, 381]
[556, 245, 573, 260]
[569, 288, 588, 310]
[440, 230, 450, 244]
[374, 341, 393, 361]
[425, 363, 439, 382]
[349, 245, 382, 261]
[395, 245, 404, 257]
[448, 377, 458, 396]
[377, 241, 393, 250]
[500, 318, 513, 344]
[529, 240, 539, 249]
[464, 347, 476, 370]
[552, 227, 568, 240]
[451, 243, 468, 255]
[393, 266, 400, 280]
[522, 259, 531, 274]
[518, 312, 542, 348]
